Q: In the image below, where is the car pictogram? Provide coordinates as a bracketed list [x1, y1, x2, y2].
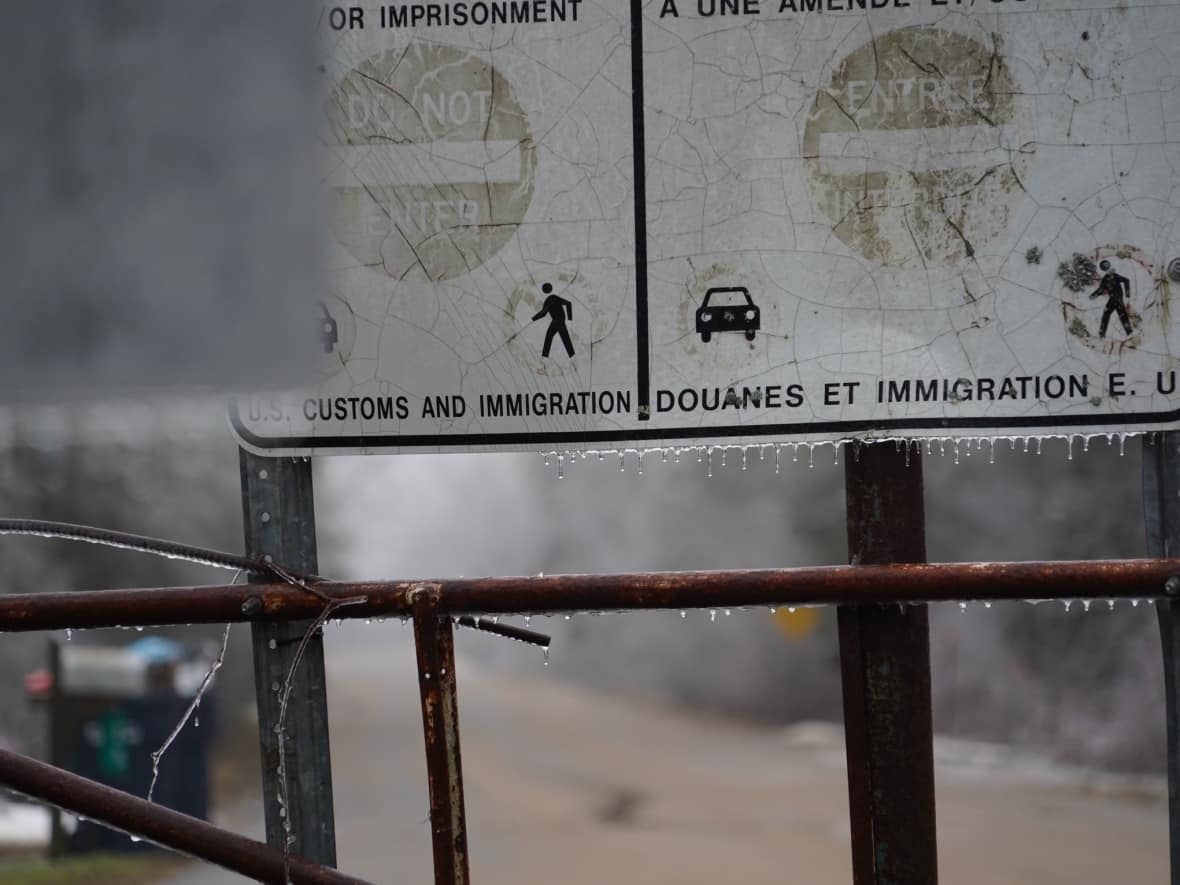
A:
[695, 286, 760, 343]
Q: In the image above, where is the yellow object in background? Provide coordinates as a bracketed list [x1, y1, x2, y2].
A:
[772, 606, 822, 641]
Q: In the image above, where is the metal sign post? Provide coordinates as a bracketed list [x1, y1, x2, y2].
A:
[1143, 432, 1180, 884]
[239, 450, 337, 866]
[840, 443, 938, 885]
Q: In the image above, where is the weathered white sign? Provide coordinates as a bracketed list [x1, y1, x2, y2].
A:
[233, 0, 1180, 454]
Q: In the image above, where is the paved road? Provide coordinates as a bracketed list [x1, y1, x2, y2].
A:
[161, 624, 1167, 884]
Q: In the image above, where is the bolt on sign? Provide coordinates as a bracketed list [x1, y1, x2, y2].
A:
[233, 0, 1180, 455]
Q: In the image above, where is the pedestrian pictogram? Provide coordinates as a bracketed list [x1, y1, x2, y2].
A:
[320, 303, 339, 355]
[1090, 260, 1133, 339]
[532, 283, 575, 359]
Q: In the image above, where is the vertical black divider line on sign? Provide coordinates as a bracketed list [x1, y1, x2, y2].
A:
[630, 0, 651, 419]
[1142, 431, 1180, 885]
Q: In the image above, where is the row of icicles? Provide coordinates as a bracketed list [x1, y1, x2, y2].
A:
[541, 433, 1140, 478]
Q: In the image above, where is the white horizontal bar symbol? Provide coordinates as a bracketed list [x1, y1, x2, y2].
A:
[817, 125, 1022, 176]
[326, 140, 525, 187]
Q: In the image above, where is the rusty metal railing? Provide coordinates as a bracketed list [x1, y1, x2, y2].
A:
[0, 556, 1173, 883]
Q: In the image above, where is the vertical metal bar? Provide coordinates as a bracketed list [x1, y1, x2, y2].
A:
[47, 638, 64, 858]
[839, 441, 938, 885]
[1142, 431, 1180, 884]
[411, 586, 470, 885]
[240, 449, 337, 866]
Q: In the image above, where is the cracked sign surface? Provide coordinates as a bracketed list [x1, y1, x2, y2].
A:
[233, 0, 1180, 455]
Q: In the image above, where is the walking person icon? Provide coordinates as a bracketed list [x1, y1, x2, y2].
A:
[1089, 259, 1133, 338]
[531, 283, 575, 358]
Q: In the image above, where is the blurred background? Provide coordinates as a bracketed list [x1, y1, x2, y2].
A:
[0, 404, 1165, 883]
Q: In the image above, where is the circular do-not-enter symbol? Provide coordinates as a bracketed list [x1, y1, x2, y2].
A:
[803, 27, 1034, 268]
[325, 44, 537, 282]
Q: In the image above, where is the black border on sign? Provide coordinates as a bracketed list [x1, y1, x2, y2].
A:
[229, 401, 1180, 452]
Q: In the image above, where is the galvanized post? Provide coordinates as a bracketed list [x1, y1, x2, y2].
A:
[839, 441, 938, 885]
[240, 450, 337, 866]
[1142, 431, 1180, 884]
[411, 585, 470, 885]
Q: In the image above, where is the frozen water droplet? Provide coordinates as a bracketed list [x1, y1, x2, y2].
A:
[65, 629, 72, 641]
[135, 626, 144, 632]
[769, 607, 777, 614]
[775, 445, 782, 475]
[787, 607, 796, 614]
[524, 615, 531, 628]
[709, 609, 716, 622]
[1082, 599, 1091, 612]
[679, 610, 687, 619]
[129, 834, 142, 843]
[268, 639, 277, 650]
[424, 672, 431, 681]
[564, 614, 571, 621]
[959, 601, 968, 613]
[1132, 599, 1141, 607]
[542, 648, 550, 667]
[724, 608, 732, 617]
[1107, 599, 1116, 611]
[1063, 599, 1072, 612]
[983, 601, 992, 609]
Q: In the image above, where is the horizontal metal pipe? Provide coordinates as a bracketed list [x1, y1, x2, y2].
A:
[0, 747, 370, 885]
[0, 559, 1175, 632]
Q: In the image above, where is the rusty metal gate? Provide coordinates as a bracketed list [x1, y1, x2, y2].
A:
[0, 439, 1175, 885]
